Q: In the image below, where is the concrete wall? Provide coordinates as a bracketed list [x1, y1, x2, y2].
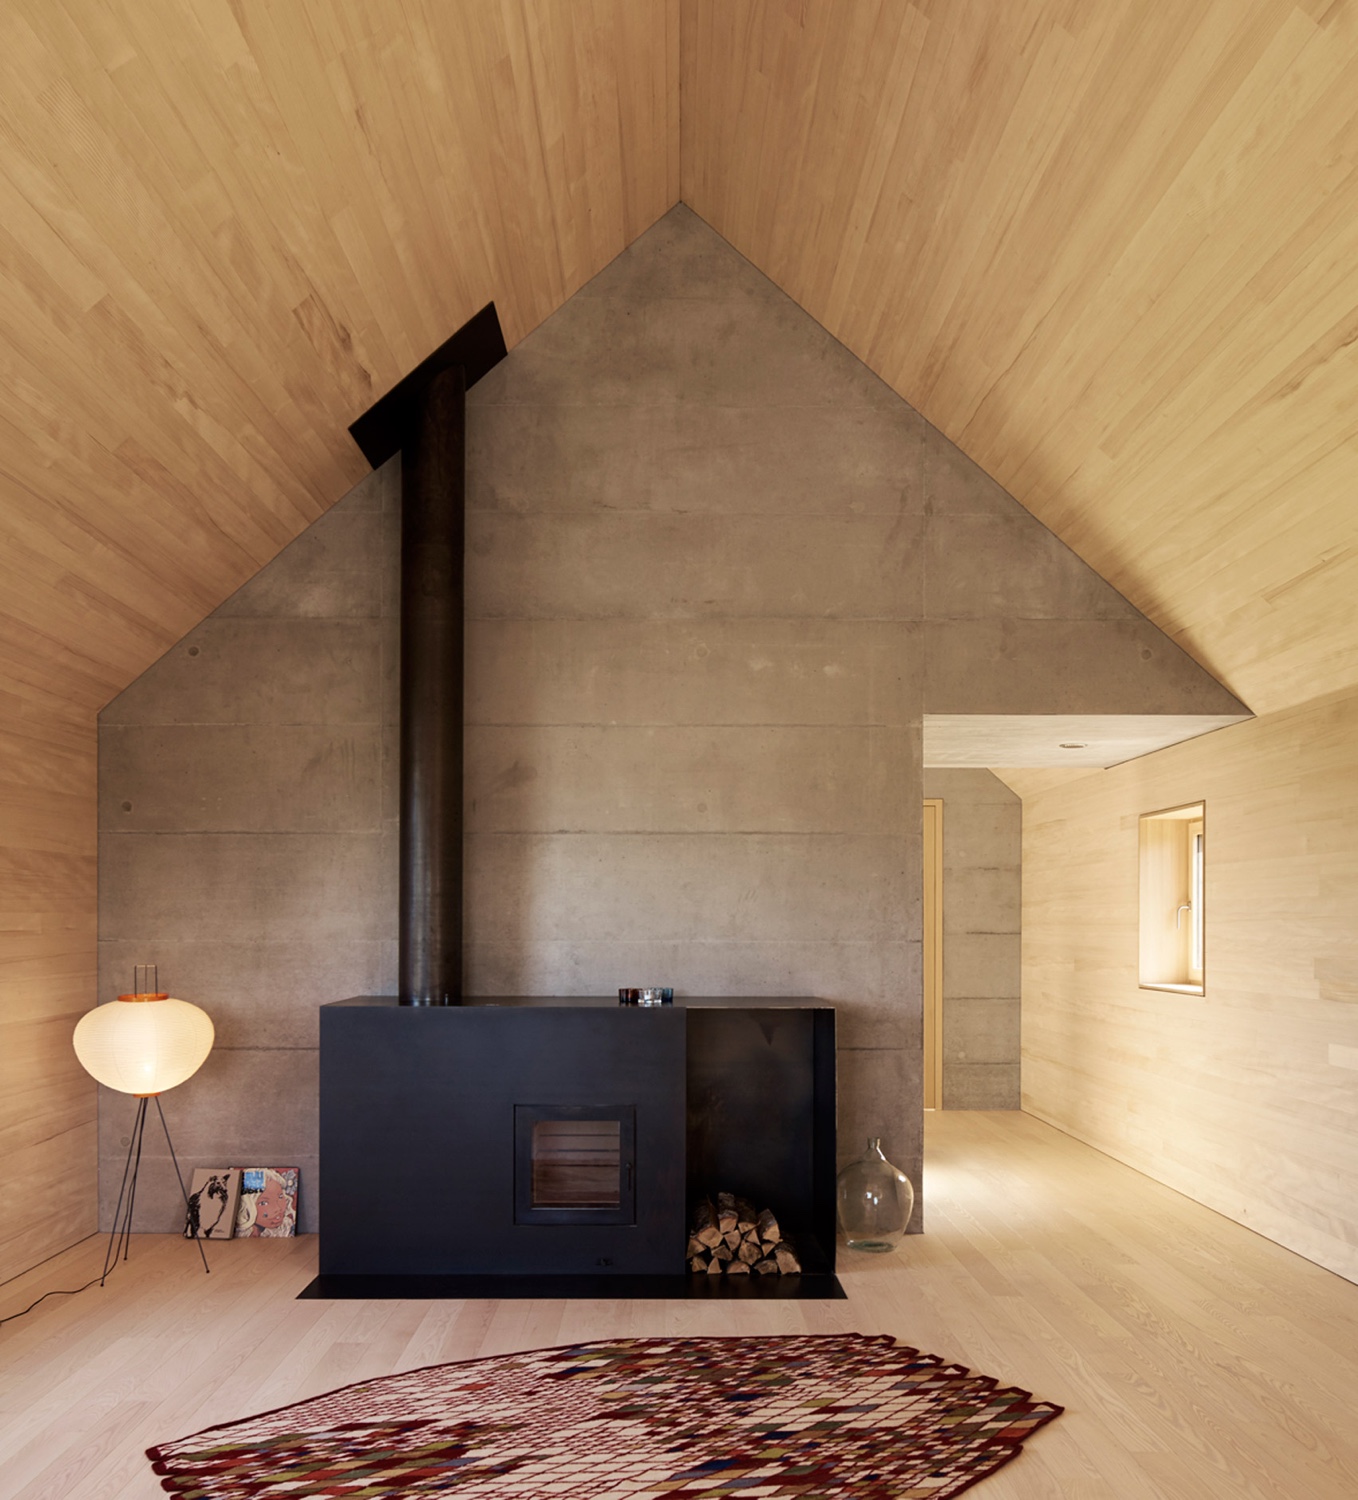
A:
[97, 206, 1241, 1233]
[99, 467, 398, 1232]
[923, 770, 1021, 1109]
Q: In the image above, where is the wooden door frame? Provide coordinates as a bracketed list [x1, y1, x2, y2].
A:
[923, 798, 944, 1110]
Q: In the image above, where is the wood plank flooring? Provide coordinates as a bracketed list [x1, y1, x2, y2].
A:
[2, 1111, 1356, 1498]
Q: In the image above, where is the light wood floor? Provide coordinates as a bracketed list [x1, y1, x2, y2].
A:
[3, 1111, 1356, 1499]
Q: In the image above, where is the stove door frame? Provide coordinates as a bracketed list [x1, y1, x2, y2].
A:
[514, 1103, 637, 1225]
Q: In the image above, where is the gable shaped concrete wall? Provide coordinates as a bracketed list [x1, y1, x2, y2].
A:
[97, 207, 1240, 1232]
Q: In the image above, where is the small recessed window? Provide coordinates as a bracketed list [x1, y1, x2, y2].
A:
[1139, 802, 1205, 995]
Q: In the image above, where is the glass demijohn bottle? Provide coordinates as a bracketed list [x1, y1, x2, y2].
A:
[837, 1137, 914, 1252]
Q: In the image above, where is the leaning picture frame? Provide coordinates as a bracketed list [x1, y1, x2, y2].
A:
[233, 1167, 299, 1238]
[183, 1169, 242, 1240]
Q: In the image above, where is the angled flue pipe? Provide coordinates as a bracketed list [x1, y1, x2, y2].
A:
[347, 305, 507, 1006]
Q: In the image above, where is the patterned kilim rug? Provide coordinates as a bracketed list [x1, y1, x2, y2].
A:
[148, 1333, 1062, 1498]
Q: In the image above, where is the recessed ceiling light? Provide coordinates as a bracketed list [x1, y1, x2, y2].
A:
[1059, 742, 1087, 749]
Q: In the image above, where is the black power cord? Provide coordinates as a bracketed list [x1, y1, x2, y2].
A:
[0, 1272, 108, 1328]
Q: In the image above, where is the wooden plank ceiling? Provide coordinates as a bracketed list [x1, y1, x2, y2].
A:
[5, 0, 1358, 724]
[684, 0, 1358, 718]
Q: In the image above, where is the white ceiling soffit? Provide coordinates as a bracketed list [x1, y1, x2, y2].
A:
[922, 714, 1252, 769]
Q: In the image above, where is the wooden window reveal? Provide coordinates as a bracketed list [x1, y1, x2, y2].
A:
[1139, 802, 1206, 995]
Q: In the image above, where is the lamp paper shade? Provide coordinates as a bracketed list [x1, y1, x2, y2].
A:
[73, 994, 215, 1096]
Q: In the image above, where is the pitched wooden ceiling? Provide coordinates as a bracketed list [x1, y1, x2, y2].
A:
[3, 0, 1358, 725]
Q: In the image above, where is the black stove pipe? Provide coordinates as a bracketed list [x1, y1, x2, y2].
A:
[397, 365, 466, 1005]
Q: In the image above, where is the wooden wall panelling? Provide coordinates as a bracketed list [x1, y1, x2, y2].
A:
[681, 0, 1358, 716]
[0, 719, 97, 1285]
[1019, 684, 1358, 1284]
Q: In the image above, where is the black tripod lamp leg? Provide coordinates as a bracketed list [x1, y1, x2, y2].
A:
[119, 1098, 148, 1268]
[102, 1097, 148, 1287]
[155, 1096, 210, 1274]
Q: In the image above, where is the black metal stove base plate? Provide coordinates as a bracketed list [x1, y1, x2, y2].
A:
[298, 1272, 846, 1301]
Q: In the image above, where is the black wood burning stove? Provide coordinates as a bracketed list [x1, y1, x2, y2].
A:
[312, 995, 837, 1296]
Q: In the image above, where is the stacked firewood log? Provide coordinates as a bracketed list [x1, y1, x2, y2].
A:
[687, 1192, 802, 1275]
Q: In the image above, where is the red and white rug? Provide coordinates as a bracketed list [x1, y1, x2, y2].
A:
[149, 1332, 1062, 1498]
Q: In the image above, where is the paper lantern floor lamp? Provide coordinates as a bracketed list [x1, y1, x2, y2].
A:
[73, 966, 215, 1283]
